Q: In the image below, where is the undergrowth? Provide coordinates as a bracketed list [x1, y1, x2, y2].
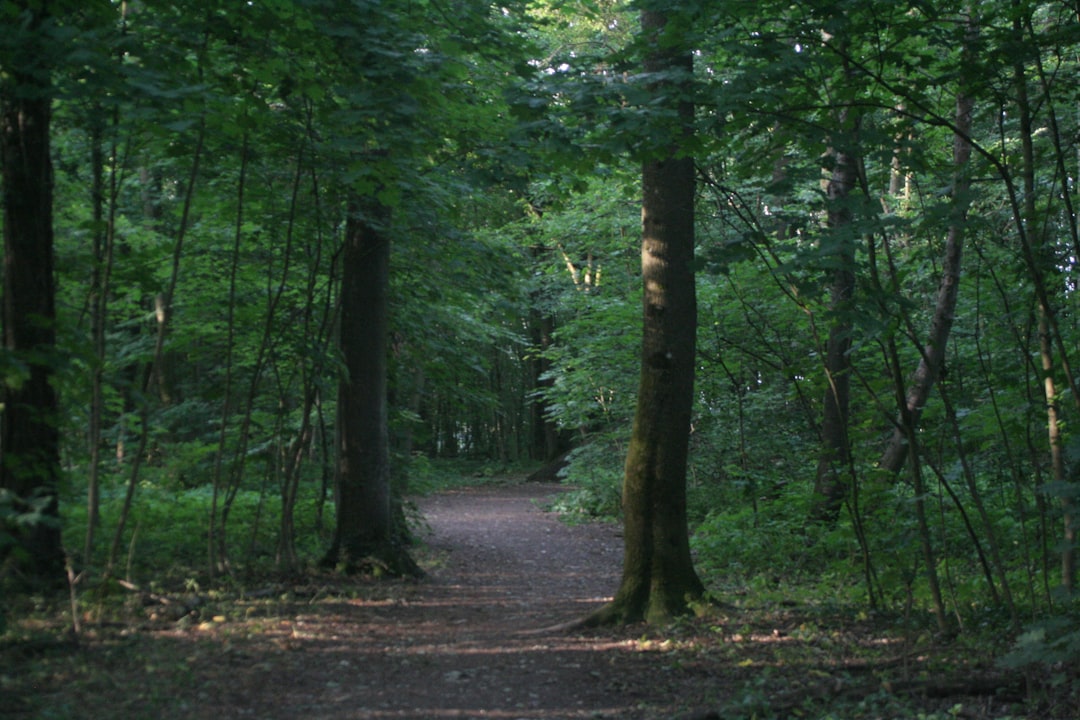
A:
[62, 483, 332, 584]
[549, 443, 1080, 708]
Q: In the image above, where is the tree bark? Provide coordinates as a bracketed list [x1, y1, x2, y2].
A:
[587, 7, 704, 625]
[809, 126, 859, 526]
[0, 0, 64, 584]
[322, 196, 419, 577]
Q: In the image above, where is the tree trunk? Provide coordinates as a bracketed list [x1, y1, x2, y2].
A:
[1010, 8, 1074, 592]
[0, 0, 64, 584]
[529, 301, 564, 463]
[322, 196, 418, 577]
[85, 112, 107, 566]
[587, 7, 704, 625]
[878, 17, 976, 478]
[809, 124, 859, 526]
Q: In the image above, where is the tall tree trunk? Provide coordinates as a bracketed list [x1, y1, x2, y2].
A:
[1010, 6, 1074, 592]
[809, 119, 859, 525]
[107, 117, 205, 575]
[526, 243, 571, 481]
[0, 0, 63, 584]
[85, 113, 106, 565]
[322, 196, 418, 577]
[587, 6, 704, 626]
[208, 132, 249, 576]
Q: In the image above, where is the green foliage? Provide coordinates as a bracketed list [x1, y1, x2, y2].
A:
[546, 442, 624, 521]
[31, 0, 546, 581]
[998, 605, 1080, 708]
[691, 482, 862, 598]
[3, 7, 1079, 712]
[1, 488, 62, 631]
[404, 456, 522, 495]
[64, 480, 331, 578]
[0, 489, 58, 549]
[999, 610, 1080, 671]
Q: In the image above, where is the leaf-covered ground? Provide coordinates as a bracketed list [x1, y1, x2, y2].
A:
[1, 483, 1067, 719]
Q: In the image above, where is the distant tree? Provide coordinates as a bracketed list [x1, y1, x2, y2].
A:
[310, 0, 457, 578]
[0, 0, 63, 584]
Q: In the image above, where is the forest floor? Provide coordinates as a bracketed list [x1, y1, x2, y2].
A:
[0, 481, 1062, 719]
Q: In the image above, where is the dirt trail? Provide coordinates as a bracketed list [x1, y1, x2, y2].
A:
[230, 483, 711, 720]
[7, 482, 1034, 719]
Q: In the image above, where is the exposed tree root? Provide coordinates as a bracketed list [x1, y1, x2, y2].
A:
[524, 590, 718, 636]
[319, 541, 423, 579]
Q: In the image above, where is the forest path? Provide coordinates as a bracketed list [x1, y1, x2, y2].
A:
[8, 482, 1024, 719]
[232, 482, 715, 720]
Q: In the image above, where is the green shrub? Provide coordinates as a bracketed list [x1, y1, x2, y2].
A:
[65, 482, 332, 580]
[999, 609, 1080, 671]
[546, 440, 623, 520]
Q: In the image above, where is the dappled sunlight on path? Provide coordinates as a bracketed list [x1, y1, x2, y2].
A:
[224, 483, 713, 720]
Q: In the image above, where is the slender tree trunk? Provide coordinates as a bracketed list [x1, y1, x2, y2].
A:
[85, 0, 129, 567]
[587, 7, 703, 625]
[1010, 7, 1074, 591]
[525, 244, 571, 478]
[937, 380, 1017, 623]
[0, 0, 63, 584]
[878, 16, 976, 478]
[107, 118, 205, 574]
[528, 291, 563, 462]
[910, 443, 951, 634]
[809, 118, 859, 525]
[279, 150, 335, 570]
[84, 92, 121, 567]
[208, 133, 249, 576]
[85, 115, 106, 565]
[322, 196, 418, 576]
[216, 143, 306, 570]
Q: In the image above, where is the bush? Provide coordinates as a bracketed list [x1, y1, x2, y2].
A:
[690, 482, 867, 602]
[544, 441, 623, 520]
[65, 482, 332, 581]
[999, 608, 1080, 671]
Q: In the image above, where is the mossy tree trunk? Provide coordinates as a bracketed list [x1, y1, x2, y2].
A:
[588, 6, 704, 625]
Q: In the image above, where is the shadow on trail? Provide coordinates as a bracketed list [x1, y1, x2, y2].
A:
[224, 482, 708, 719]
